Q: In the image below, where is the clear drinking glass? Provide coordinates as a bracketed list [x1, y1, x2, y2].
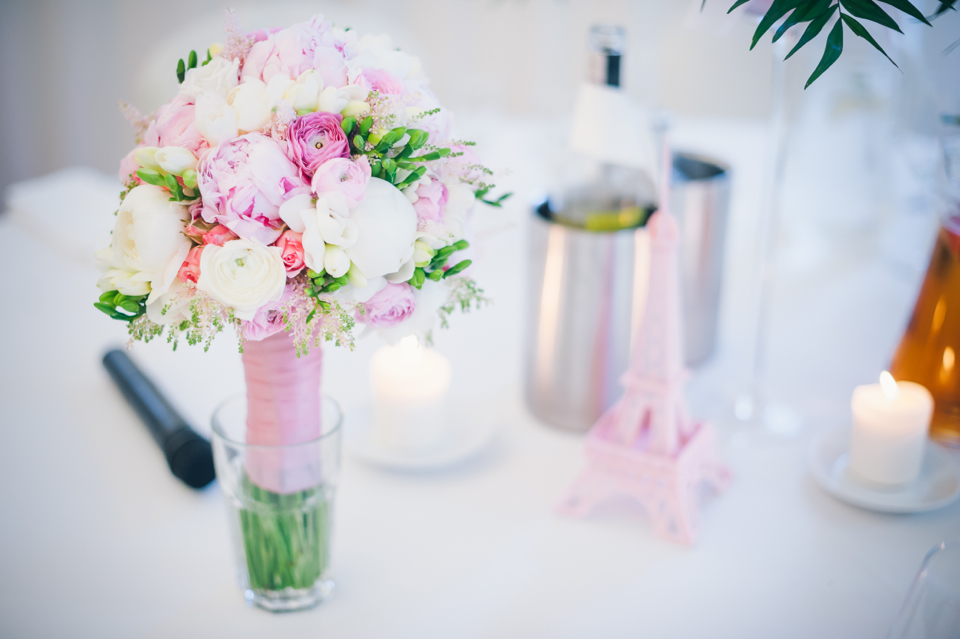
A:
[887, 541, 960, 639]
[212, 394, 343, 612]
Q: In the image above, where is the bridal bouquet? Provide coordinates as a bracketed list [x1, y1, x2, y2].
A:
[95, 11, 505, 354]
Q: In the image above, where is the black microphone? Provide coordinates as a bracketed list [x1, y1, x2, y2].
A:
[102, 349, 216, 489]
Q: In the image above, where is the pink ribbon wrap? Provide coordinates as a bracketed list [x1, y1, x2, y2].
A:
[242, 330, 323, 494]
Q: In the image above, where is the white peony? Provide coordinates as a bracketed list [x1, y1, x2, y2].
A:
[179, 56, 239, 100]
[345, 178, 417, 279]
[194, 91, 239, 146]
[227, 79, 271, 133]
[154, 146, 198, 175]
[94, 185, 191, 303]
[196, 239, 286, 320]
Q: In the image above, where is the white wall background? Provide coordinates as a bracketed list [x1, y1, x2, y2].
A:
[0, 0, 957, 193]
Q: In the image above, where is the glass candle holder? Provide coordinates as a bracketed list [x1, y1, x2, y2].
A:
[212, 394, 343, 612]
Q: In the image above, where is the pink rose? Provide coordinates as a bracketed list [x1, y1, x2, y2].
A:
[241, 286, 293, 341]
[311, 156, 371, 207]
[197, 133, 310, 244]
[286, 112, 349, 178]
[202, 224, 238, 246]
[362, 68, 404, 95]
[178, 245, 203, 287]
[143, 95, 207, 155]
[275, 230, 306, 277]
[357, 282, 416, 329]
[241, 16, 347, 87]
[412, 179, 448, 223]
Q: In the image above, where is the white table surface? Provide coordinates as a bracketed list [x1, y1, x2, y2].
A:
[1, 115, 958, 639]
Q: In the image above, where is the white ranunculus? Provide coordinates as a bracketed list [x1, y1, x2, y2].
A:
[196, 239, 286, 320]
[227, 79, 271, 133]
[94, 185, 191, 303]
[146, 279, 193, 326]
[155, 146, 198, 175]
[345, 177, 417, 279]
[194, 91, 239, 146]
[284, 70, 322, 112]
[179, 56, 239, 100]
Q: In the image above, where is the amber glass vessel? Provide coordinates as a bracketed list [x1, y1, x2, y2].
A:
[890, 221, 960, 447]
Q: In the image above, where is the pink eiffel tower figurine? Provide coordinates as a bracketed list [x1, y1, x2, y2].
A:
[558, 165, 730, 544]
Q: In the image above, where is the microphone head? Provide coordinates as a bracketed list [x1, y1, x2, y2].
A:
[168, 436, 216, 489]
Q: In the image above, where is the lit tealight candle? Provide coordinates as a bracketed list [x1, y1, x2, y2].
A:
[370, 336, 451, 450]
[849, 371, 934, 486]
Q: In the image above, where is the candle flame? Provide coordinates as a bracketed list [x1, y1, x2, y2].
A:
[879, 371, 900, 402]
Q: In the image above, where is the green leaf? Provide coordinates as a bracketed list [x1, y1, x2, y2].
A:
[751, 0, 805, 50]
[934, 0, 957, 17]
[359, 116, 373, 136]
[164, 173, 180, 191]
[876, 0, 931, 25]
[840, 0, 903, 31]
[443, 259, 472, 279]
[206, 48, 212, 63]
[188, 50, 198, 69]
[840, 13, 900, 68]
[805, 17, 844, 88]
[727, 0, 753, 12]
[774, 0, 831, 42]
[341, 116, 357, 135]
[786, 4, 838, 59]
[176, 58, 185, 84]
[136, 169, 166, 187]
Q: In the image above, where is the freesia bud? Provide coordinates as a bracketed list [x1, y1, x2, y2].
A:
[208, 42, 224, 57]
[181, 169, 198, 189]
[341, 100, 371, 118]
[134, 147, 162, 172]
[155, 146, 198, 175]
[413, 240, 435, 267]
[324, 245, 351, 278]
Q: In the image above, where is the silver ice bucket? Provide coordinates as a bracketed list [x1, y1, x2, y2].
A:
[525, 151, 730, 432]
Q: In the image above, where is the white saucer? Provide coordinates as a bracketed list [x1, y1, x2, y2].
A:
[808, 430, 960, 514]
[344, 401, 498, 471]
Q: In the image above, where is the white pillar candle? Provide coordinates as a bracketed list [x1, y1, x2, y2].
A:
[849, 372, 934, 486]
[370, 336, 451, 450]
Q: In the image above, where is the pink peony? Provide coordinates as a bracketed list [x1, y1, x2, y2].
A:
[362, 68, 404, 95]
[202, 224, 238, 246]
[178, 245, 203, 287]
[412, 179, 448, 223]
[143, 95, 207, 155]
[241, 286, 293, 341]
[275, 230, 306, 277]
[357, 282, 416, 328]
[286, 112, 349, 178]
[197, 133, 310, 245]
[311, 156, 371, 207]
[241, 16, 347, 87]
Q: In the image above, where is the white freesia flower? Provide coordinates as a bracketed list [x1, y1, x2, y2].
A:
[155, 146, 198, 175]
[179, 56, 239, 100]
[134, 147, 162, 172]
[227, 79, 271, 133]
[94, 184, 191, 303]
[323, 246, 351, 278]
[285, 70, 322, 112]
[345, 177, 417, 279]
[146, 279, 193, 326]
[196, 239, 286, 320]
[318, 84, 368, 115]
[194, 91, 239, 146]
[280, 192, 359, 278]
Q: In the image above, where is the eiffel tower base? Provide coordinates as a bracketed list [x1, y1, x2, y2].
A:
[558, 414, 731, 545]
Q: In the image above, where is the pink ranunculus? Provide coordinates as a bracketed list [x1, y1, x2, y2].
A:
[119, 149, 140, 184]
[178, 245, 203, 287]
[286, 112, 349, 178]
[357, 282, 416, 329]
[412, 179, 448, 223]
[362, 68, 404, 95]
[197, 133, 310, 244]
[275, 230, 306, 277]
[241, 16, 347, 87]
[241, 286, 293, 341]
[311, 156, 371, 207]
[143, 95, 207, 155]
[202, 224, 238, 246]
